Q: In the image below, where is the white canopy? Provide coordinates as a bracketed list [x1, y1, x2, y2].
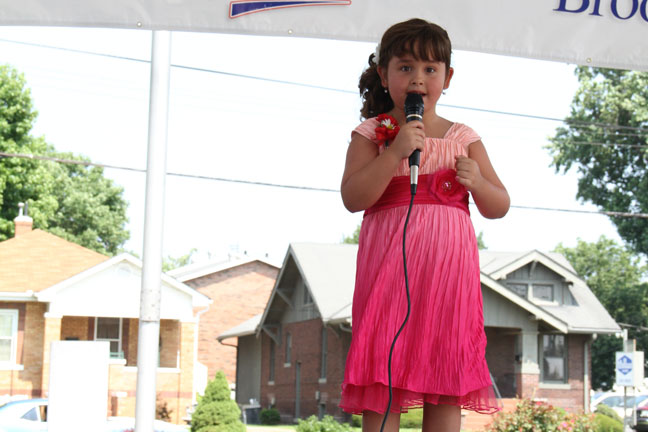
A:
[0, 0, 646, 71]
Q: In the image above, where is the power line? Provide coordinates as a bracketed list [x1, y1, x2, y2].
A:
[2, 151, 648, 219]
[2, 36, 648, 138]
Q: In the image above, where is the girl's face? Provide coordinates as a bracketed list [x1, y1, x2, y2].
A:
[378, 53, 453, 117]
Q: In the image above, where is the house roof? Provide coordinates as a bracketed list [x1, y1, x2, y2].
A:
[37, 253, 211, 319]
[217, 314, 262, 341]
[220, 244, 620, 340]
[480, 250, 620, 334]
[0, 229, 109, 293]
[167, 254, 280, 282]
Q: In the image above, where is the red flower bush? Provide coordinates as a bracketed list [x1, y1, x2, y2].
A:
[375, 114, 400, 145]
[429, 169, 467, 203]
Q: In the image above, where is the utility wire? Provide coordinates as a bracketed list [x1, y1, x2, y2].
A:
[2, 151, 648, 219]
[2, 37, 648, 138]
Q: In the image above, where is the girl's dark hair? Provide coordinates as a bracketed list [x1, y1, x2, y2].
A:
[359, 18, 452, 119]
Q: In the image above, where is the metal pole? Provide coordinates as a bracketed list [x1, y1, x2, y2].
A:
[134, 30, 171, 432]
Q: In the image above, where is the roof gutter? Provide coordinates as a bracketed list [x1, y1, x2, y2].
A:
[0, 291, 38, 301]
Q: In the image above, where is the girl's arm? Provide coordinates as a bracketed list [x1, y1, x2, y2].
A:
[341, 122, 425, 212]
[341, 134, 401, 212]
[455, 140, 510, 219]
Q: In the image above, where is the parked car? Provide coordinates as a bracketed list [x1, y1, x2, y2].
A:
[592, 391, 648, 419]
[0, 399, 187, 432]
[635, 405, 648, 432]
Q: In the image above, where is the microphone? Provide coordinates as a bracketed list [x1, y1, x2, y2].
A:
[405, 93, 424, 195]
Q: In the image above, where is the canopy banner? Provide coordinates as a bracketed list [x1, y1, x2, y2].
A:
[0, 0, 646, 71]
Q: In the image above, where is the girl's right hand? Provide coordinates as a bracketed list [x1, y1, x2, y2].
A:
[387, 120, 426, 160]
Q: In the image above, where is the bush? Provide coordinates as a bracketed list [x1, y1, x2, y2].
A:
[297, 415, 352, 432]
[260, 408, 281, 425]
[350, 414, 362, 427]
[593, 413, 623, 432]
[594, 404, 622, 423]
[487, 399, 595, 432]
[190, 371, 245, 432]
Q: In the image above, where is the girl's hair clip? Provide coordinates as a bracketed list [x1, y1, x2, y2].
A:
[372, 44, 380, 65]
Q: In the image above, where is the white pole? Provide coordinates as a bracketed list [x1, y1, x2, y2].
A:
[135, 30, 171, 432]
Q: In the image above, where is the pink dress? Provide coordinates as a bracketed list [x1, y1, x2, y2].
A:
[340, 118, 500, 415]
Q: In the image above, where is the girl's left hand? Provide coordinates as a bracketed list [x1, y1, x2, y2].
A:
[454, 155, 484, 191]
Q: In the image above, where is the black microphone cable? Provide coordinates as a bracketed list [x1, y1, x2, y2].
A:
[379, 192, 415, 432]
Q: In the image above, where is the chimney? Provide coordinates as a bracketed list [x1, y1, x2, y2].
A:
[14, 203, 33, 237]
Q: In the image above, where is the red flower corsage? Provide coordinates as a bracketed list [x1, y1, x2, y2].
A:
[375, 114, 400, 146]
[429, 169, 468, 203]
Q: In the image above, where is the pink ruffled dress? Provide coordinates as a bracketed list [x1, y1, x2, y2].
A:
[340, 118, 500, 415]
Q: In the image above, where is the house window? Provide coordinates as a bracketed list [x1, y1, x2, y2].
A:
[269, 339, 275, 382]
[0, 310, 19, 363]
[95, 317, 123, 358]
[303, 286, 313, 305]
[320, 326, 328, 380]
[284, 332, 292, 366]
[507, 283, 528, 298]
[540, 334, 567, 382]
[533, 284, 554, 302]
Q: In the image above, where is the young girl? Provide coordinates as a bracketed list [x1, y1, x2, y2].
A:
[339, 19, 510, 432]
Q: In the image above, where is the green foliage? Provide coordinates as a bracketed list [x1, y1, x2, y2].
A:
[593, 404, 621, 423]
[350, 414, 362, 427]
[399, 410, 423, 428]
[593, 413, 622, 432]
[260, 408, 281, 425]
[342, 224, 360, 244]
[477, 231, 487, 250]
[297, 415, 352, 432]
[547, 66, 648, 255]
[0, 64, 129, 255]
[190, 371, 244, 432]
[162, 247, 198, 272]
[554, 237, 648, 389]
[487, 399, 595, 432]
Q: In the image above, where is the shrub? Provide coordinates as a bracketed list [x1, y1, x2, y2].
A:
[190, 371, 245, 432]
[594, 404, 622, 423]
[350, 414, 362, 427]
[260, 408, 281, 425]
[156, 394, 172, 422]
[297, 415, 352, 432]
[593, 413, 623, 432]
[487, 399, 595, 432]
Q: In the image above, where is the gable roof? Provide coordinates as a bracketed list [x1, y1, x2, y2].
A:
[36, 253, 211, 319]
[168, 254, 280, 282]
[222, 244, 620, 340]
[256, 243, 357, 333]
[0, 229, 109, 293]
[479, 250, 620, 334]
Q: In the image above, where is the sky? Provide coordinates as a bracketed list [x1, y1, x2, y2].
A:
[0, 25, 623, 265]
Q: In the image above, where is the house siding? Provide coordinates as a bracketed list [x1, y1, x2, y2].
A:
[535, 333, 589, 411]
[236, 334, 261, 405]
[260, 319, 351, 421]
[0, 302, 45, 397]
[485, 327, 517, 398]
[185, 261, 277, 384]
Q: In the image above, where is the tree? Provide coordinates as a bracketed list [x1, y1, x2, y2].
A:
[162, 248, 198, 272]
[0, 64, 129, 255]
[547, 67, 648, 255]
[554, 236, 648, 389]
[342, 224, 360, 244]
[190, 371, 245, 432]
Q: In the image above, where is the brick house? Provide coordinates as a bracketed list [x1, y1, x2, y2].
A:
[168, 255, 279, 388]
[219, 242, 620, 428]
[0, 209, 211, 423]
